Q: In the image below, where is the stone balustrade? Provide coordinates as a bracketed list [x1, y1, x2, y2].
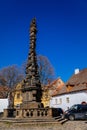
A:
[15, 108, 52, 118]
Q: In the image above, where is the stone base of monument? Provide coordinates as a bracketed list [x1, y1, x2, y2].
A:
[15, 108, 52, 118]
[3, 108, 53, 119]
[4, 109, 16, 118]
[21, 102, 40, 109]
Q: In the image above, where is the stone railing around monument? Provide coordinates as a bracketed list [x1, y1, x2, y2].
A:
[15, 108, 52, 118]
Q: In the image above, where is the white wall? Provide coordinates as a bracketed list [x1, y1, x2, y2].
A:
[50, 91, 87, 111]
[0, 98, 9, 112]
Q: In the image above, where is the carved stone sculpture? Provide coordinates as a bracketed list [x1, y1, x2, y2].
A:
[22, 18, 42, 109]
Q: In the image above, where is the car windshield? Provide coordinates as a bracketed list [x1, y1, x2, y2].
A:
[69, 105, 78, 110]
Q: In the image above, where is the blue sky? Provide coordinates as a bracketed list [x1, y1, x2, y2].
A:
[0, 0, 87, 82]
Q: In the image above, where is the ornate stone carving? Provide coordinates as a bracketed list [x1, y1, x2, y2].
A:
[22, 18, 42, 108]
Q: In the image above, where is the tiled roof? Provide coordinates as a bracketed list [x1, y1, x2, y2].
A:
[66, 68, 87, 85]
[44, 79, 58, 90]
[52, 84, 65, 96]
[52, 68, 87, 97]
[44, 78, 64, 88]
[43, 78, 65, 96]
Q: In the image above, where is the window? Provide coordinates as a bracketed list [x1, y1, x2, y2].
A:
[66, 97, 70, 103]
[55, 98, 62, 104]
[81, 106, 87, 112]
[55, 99, 57, 104]
[17, 93, 20, 99]
[59, 98, 62, 104]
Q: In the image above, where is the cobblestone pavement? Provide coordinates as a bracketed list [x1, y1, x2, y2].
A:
[0, 120, 87, 130]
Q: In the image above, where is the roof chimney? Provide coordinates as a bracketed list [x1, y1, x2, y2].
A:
[75, 68, 79, 74]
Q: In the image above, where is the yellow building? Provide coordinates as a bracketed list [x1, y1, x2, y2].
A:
[13, 82, 23, 108]
[13, 78, 65, 108]
[41, 89, 50, 108]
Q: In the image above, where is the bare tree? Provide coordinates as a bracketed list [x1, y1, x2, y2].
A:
[21, 55, 55, 85]
[37, 55, 55, 85]
[0, 65, 24, 88]
[0, 55, 55, 88]
[0, 76, 7, 86]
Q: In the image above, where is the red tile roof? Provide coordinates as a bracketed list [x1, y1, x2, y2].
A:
[66, 68, 87, 85]
[43, 78, 65, 96]
[0, 86, 10, 98]
[52, 68, 87, 97]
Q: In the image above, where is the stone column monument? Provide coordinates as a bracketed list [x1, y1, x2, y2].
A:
[21, 18, 42, 109]
[4, 18, 53, 119]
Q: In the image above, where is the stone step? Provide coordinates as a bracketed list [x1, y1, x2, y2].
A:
[0, 116, 69, 124]
[54, 116, 68, 124]
[0, 117, 58, 123]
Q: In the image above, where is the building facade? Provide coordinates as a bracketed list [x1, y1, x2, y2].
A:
[0, 86, 9, 112]
[50, 90, 87, 111]
[13, 83, 23, 108]
[50, 68, 87, 111]
[41, 78, 65, 108]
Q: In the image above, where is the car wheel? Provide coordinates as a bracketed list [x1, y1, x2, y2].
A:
[69, 115, 75, 121]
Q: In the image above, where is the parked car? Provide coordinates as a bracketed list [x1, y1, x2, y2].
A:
[52, 108, 64, 117]
[64, 104, 87, 120]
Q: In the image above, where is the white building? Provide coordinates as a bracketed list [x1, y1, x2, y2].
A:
[0, 86, 9, 113]
[50, 68, 87, 111]
[50, 90, 87, 111]
[0, 98, 9, 112]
